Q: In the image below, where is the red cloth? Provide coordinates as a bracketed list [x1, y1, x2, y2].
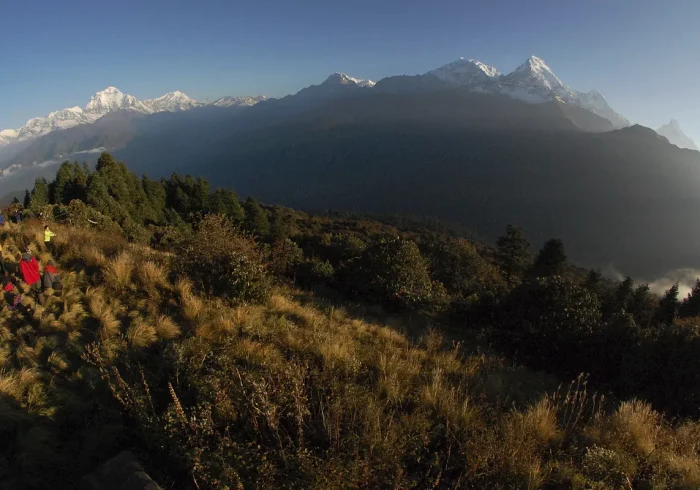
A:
[3, 282, 13, 292]
[45, 265, 59, 274]
[20, 257, 40, 285]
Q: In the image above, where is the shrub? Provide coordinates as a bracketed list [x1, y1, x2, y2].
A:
[173, 214, 271, 304]
[267, 238, 304, 278]
[345, 237, 445, 310]
[422, 237, 505, 298]
[295, 259, 335, 288]
[498, 276, 602, 375]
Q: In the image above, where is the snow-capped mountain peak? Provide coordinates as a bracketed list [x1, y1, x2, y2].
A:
[504, 55, 570, 97]
[212, 95, 269, 108]
[143, 91, 204, 112]
[421, 55, 630, 128]
[429, 58, 500, 85]
[324, 72, 375, 88]
[85, 86, 152, 115]
[657, 119, 698, 150]
[0, 86, 267, 147]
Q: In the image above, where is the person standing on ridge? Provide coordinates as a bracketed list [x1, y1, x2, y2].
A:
[44, 225, 57, 254]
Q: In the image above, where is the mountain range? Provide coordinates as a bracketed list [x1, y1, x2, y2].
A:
[0, 55, 626, 149]
[0, 87, 267, 146]
[1, 55, 700, 279]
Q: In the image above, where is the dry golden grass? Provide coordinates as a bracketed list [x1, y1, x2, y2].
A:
[3, 223, 700, 489]
[127, 317, 158, 349]
[196, 313, 237, 340]
[139, 260, 169, 290]
[103, 250, 134, 291]
[0, 367, 39, 400]
[83, 245, 107, 268]
[154, 315, 181, 340]
[609, 400, 661, 456]
[176, 277, 204, 322]
[46, 351, 69, 373]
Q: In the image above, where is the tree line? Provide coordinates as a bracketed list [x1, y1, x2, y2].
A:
[19, 152, 700, 418]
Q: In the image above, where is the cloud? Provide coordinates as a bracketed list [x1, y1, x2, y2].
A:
[0, 147, 106, 179]
[646, 268, 700, 299]
[603, 265, 699, 298]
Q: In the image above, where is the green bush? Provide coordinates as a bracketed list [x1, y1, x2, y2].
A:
[295, 259, 335, 288]
[173, 214, 271, 303]
[267, 239, 304, 278]
[345, 237, 445, 310]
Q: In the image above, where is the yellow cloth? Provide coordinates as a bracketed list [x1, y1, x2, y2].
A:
[44, 229, 56, 242]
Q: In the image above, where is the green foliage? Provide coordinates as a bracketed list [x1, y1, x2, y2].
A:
[51, 161, 89, 205]
[242, 197, 270, 238]
[29, 177, 50, 211]
[267, 238, 304, 277]
[679, 279, 700, 317]
[347, 237, 445, 310]
[496, 224, 531, 287]
[142, 175, 167, 223]
[656, 282, 680, 325]
[422, 237, 504, 298]
[295, 259, 335, 288]
[207, 188, 243, 222]
[500, 276, 602, 375]
[173, 214, 271, 303]
[530, 238, 567, 278]
[583, 269, 605, 297]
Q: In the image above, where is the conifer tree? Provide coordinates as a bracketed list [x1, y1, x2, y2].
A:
[208, 188, 243, 222]
[30, 177, 50, 210]
[530, 238, 567, 278]
[583, 269, 604, 296]
[679, 279, 700, 318]
[656, 282, 680, 325]
[243, 197, 270, 238]
[495, 224, 531, 287]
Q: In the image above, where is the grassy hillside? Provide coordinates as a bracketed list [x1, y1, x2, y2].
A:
[1, 217, 699, 488]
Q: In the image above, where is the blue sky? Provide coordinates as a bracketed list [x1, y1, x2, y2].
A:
[1, 0, 699, 141]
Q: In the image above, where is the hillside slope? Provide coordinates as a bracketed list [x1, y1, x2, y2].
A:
[2, 219, 699, 489]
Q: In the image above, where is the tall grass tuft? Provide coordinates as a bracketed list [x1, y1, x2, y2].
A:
[139, 260, 169, 291]
[127, 317, 158, 349]
[154, 315, 181, 340]
[104, 251, 134, 291]
[176, 278, 204, 322]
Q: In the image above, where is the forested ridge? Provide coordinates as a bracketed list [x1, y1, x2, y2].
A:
[1, 152, 699, 488]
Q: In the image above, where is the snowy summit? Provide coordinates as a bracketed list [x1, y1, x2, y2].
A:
[426, 55, 629, 128]
[0, 87, 267, 146]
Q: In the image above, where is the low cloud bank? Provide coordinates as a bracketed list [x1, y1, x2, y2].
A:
[646, 268, 700, 299]
[603, 265, 699, 299]
[0, 147, 106, 180]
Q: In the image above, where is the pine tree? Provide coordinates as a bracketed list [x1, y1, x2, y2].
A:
[656, 283, 680, 325]
[629, 284, 655, 328]
[23, 190, 31, 209]
[268, 208, 287, 242]
[208, 188, 244, 222]
[51, 161, 75, 204]
[495, 224, 531, 288]
[243, 197, 270, 238]
[30, 177, 50, 211]
[530, 238, 567, 278]
[583, 269, 604, 295]
[679, 279, 700, 318]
